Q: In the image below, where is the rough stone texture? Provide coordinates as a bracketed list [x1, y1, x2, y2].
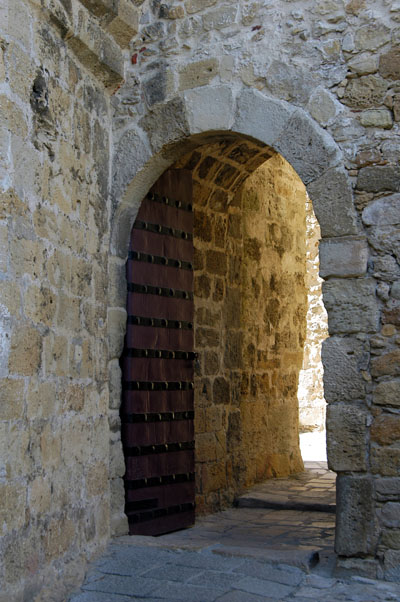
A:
[297, 198, 328, 433]
[357, 166, 400, 193]
[0, 2, 115, 599]
[177, 148, 307, 513]
[319, 237, 368, 278]
[322, 336, 367, 403]
[2, 0, 400, 597]
[373, 380, 400, 408]
[307, 168, 359, 238]
[335, 475, 376, 556]
[326, 404, 368, 471]
[323, 279, 379, 334]
[362, 194, 400, 227]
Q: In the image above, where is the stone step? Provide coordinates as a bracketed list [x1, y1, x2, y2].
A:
[235, 493, 336, 513]
[235, 462, 336, 514]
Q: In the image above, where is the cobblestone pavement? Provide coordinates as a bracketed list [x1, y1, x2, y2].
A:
[69, 464, 399, 601]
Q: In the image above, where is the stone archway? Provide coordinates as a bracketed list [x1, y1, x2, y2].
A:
[108, 86, 372, 568]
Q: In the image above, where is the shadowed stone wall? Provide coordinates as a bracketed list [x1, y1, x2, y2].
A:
[175, 146, 307, 512]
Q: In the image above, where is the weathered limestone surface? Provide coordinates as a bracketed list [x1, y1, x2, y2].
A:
[180, 150, 308, 512]
[297, 198, 328, 433]
[1, 0, 400, 598]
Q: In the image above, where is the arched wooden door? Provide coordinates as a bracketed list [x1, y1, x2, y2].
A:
[120, 169, 196, 535]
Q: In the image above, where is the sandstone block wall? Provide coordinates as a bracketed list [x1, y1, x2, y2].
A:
[176, 147, 307, 512]
[0, 1, 123, 599]
[2, 0, 400, 598]
[298, 198, 328, 434]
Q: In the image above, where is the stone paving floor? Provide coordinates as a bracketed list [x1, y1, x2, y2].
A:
[237, 461, 336, 513]
[69, 463, 400, 602]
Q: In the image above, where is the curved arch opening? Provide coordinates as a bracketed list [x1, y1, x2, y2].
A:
[119, 133, 329, 521]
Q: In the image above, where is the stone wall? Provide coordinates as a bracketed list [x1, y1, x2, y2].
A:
[0, 1, 123, 600]
[298, 198, 328, 433]
[176, 147, 307, 512]
[2, 0, 400, 598]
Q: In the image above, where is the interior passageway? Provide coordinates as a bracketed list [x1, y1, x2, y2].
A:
[120, 133, 332, 536]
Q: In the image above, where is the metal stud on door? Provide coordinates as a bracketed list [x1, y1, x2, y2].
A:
[120, 169, 195, 536]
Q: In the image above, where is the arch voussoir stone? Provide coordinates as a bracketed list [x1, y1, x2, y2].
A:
[307, 167, 360, 238]
[185, 85, 235, 134]
[274, 108, 341, 185]
[233, 88, 295, 148]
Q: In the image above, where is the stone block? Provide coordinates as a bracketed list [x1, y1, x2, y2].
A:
[139, 97, 190, 154]
[372, 254, 400, 282]
[26, 380, 57, 419]
[379, 46, 400, 80]
[64, 384, 84, 414]
[213, 377, 230, 404]
[354, 23, 391, 52]
[348, 54, 379, 75]
[186, 0, 217, 13]
[266, 59, 318, 106]
[383, 550, 400, 582]
[8, 325, 42, 376]
[0, 481, 26, 532]
[383, 298, 400, 325]
[107, 307, 127, 359]
[105, 0, 139, 48]
[371, 350, 400, 378]
[110, 478, 129, 536]
[373, 380, 400, 408]
[376, 478, 400, 500]
[195, 211, 213, 242]
[307, 168, 359, 238]
[233, 89, 294, 149]
[342, 75, 388, 108]
[322, 278, 379, 334]
[274, 109, 340, 185]
[362, 194, 400, 226]
[185, 85, 234, 133]
[371, 446, 400, 476]
[367, 226, 400, 264]
[201, 461, 226, 492]
[110, 434, 125, 478]
[335, 475, 376, 556]
[322, 337, 367, 403]
[204, 351, 220, 375]
[0, 377, 24, 420]
[29, 476, 51, 515]
[326, 403, 368, 471]
[319, 237, 368, 278]
[86, 462, 108, 497]
[224, 331, 243, 369]
[109, 359, 122, 410]
[308, 86, 341, 126]
[194, 274, 211, 299]
[335, 557, 379, 579]
[206, 250, 227, 275]
[24, 284, 57, 327]
[381, 502, 400, 528]
[196, 432, 217, 462]
[360, 109, 393, 129]
[43, 517, 75, 560]
[371, 414, 400, 446]
[143, 67, 174, 107]
[112, 130, 150, 209]
[202, 5, 238, 30]
[179, 59, 218, 91]
[357, 165, 400, 192]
